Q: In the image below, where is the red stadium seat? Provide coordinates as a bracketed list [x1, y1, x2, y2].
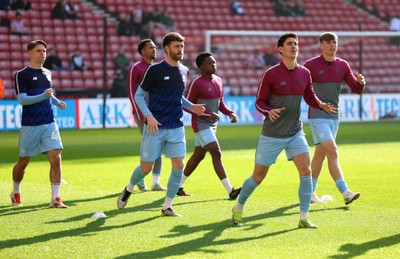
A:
[0, 43, 9, 52]
[71, 70, 84, 79]
[94, 79, 104, 89]
[84, 79, 97, 89]
[0, 69, 13, 81]
[61, 79, 73, 89]
[91, 61, 103, 70]
[57, 70, 72, 80]
[72, 79, 85, 89]
[0, 0, 397, 96]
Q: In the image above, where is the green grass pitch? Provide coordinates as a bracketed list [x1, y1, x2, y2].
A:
[0, 121, 399, 258]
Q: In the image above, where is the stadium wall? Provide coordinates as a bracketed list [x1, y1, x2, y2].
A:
[1, 94, 399, 131]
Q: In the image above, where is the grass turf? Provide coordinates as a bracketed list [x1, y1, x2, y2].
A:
[0, 121, 399, 258]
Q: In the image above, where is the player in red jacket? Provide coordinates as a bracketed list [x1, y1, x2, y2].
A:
[177, 52, 241, 200]
[231, 33, 335, 228]
[127, 39, 166, 191]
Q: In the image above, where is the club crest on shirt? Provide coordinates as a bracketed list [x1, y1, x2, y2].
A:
[298, 79, 306, 86]
[208, 87, 211, 92]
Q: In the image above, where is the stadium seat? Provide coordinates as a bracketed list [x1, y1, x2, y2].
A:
[90, 52, 103, 61]
[0, 0, 397, 95]
[94, 79, 104, 89]
[61, 79, 73, 89]
[0, 69, 13, 81]
[91, 61, 103, 70]
[84, 79, 97, 89]
[72, 79, 85, 89]
[58, 71, 73, 80]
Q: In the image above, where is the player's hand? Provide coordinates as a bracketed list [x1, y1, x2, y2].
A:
[209, 112, 219, 123]
[319, 102, 336, 114]
[356, 73, 366, 85]
[44, 88, 54, 97]
[59, 101, 66, 110]
[268, 107, 285, 122]
[229, 113, 238, 123]
[190, 103, 206, 116]
[146, 114, 161, 135]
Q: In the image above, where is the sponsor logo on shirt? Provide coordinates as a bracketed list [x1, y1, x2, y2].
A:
[164, 76, 170, 80]
[280, 81, 286, 86]
[33, 77, 38, 80]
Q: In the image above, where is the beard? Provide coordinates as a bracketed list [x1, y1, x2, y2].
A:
[170, 51, 183, 61]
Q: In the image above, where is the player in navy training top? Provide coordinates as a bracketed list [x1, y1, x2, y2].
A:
[126, 39, 166, 192]
[11, 40, 68, 208]
[177, 52, 241, 199]
[117, 32, 205, 217]
[231, 33, 335, 228]
[304, 32, 365, 205]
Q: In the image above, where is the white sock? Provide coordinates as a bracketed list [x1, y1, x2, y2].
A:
[13, 181, 21, 194]
[51, 183, 61, 200]
[234, 202, 244, 211]
[152, 174, 160, 186]
[300, 211, 308, 221]
[180, 175, 188, 187]
[221, 178, 233, 193]
[163, 196, 173, 210]
[126, 183, 134, 192]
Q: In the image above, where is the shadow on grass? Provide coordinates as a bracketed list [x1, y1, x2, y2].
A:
[113, 204, 299, 258]
[0, 193, 359, 256]
[0, 215, 160, 250]
[0, 194, 165, 250]
[114, 203, 351, 258]
[0, 193, 119, 216]
[46, 197, 226, 224]
[330, 233, 400, 258]
[0, 194, 226, 251]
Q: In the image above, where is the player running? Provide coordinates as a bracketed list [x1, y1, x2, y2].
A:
[304, 32, 365, 205]
[11, 40, 68, 208]
[177, 52, 241, 199]
[117, 32, 205, 217]
[127, 39, 166, 192]
[231, 33, 335, 228]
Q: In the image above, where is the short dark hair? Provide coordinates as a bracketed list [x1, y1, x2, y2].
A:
[319, 32, 338, 43]
[138, 39, 153, 55]
[195, 52, 212, 68]
[162, 32, 185, 49]
[27, 40, 47, 51]
[277, 32, 298, 48]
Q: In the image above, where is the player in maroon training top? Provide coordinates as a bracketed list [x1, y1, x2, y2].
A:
[126, 39, 166, 191]
[304, 32, 365, 205]
[231, 33, 335, 229]
[177, 52, 241, 199]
